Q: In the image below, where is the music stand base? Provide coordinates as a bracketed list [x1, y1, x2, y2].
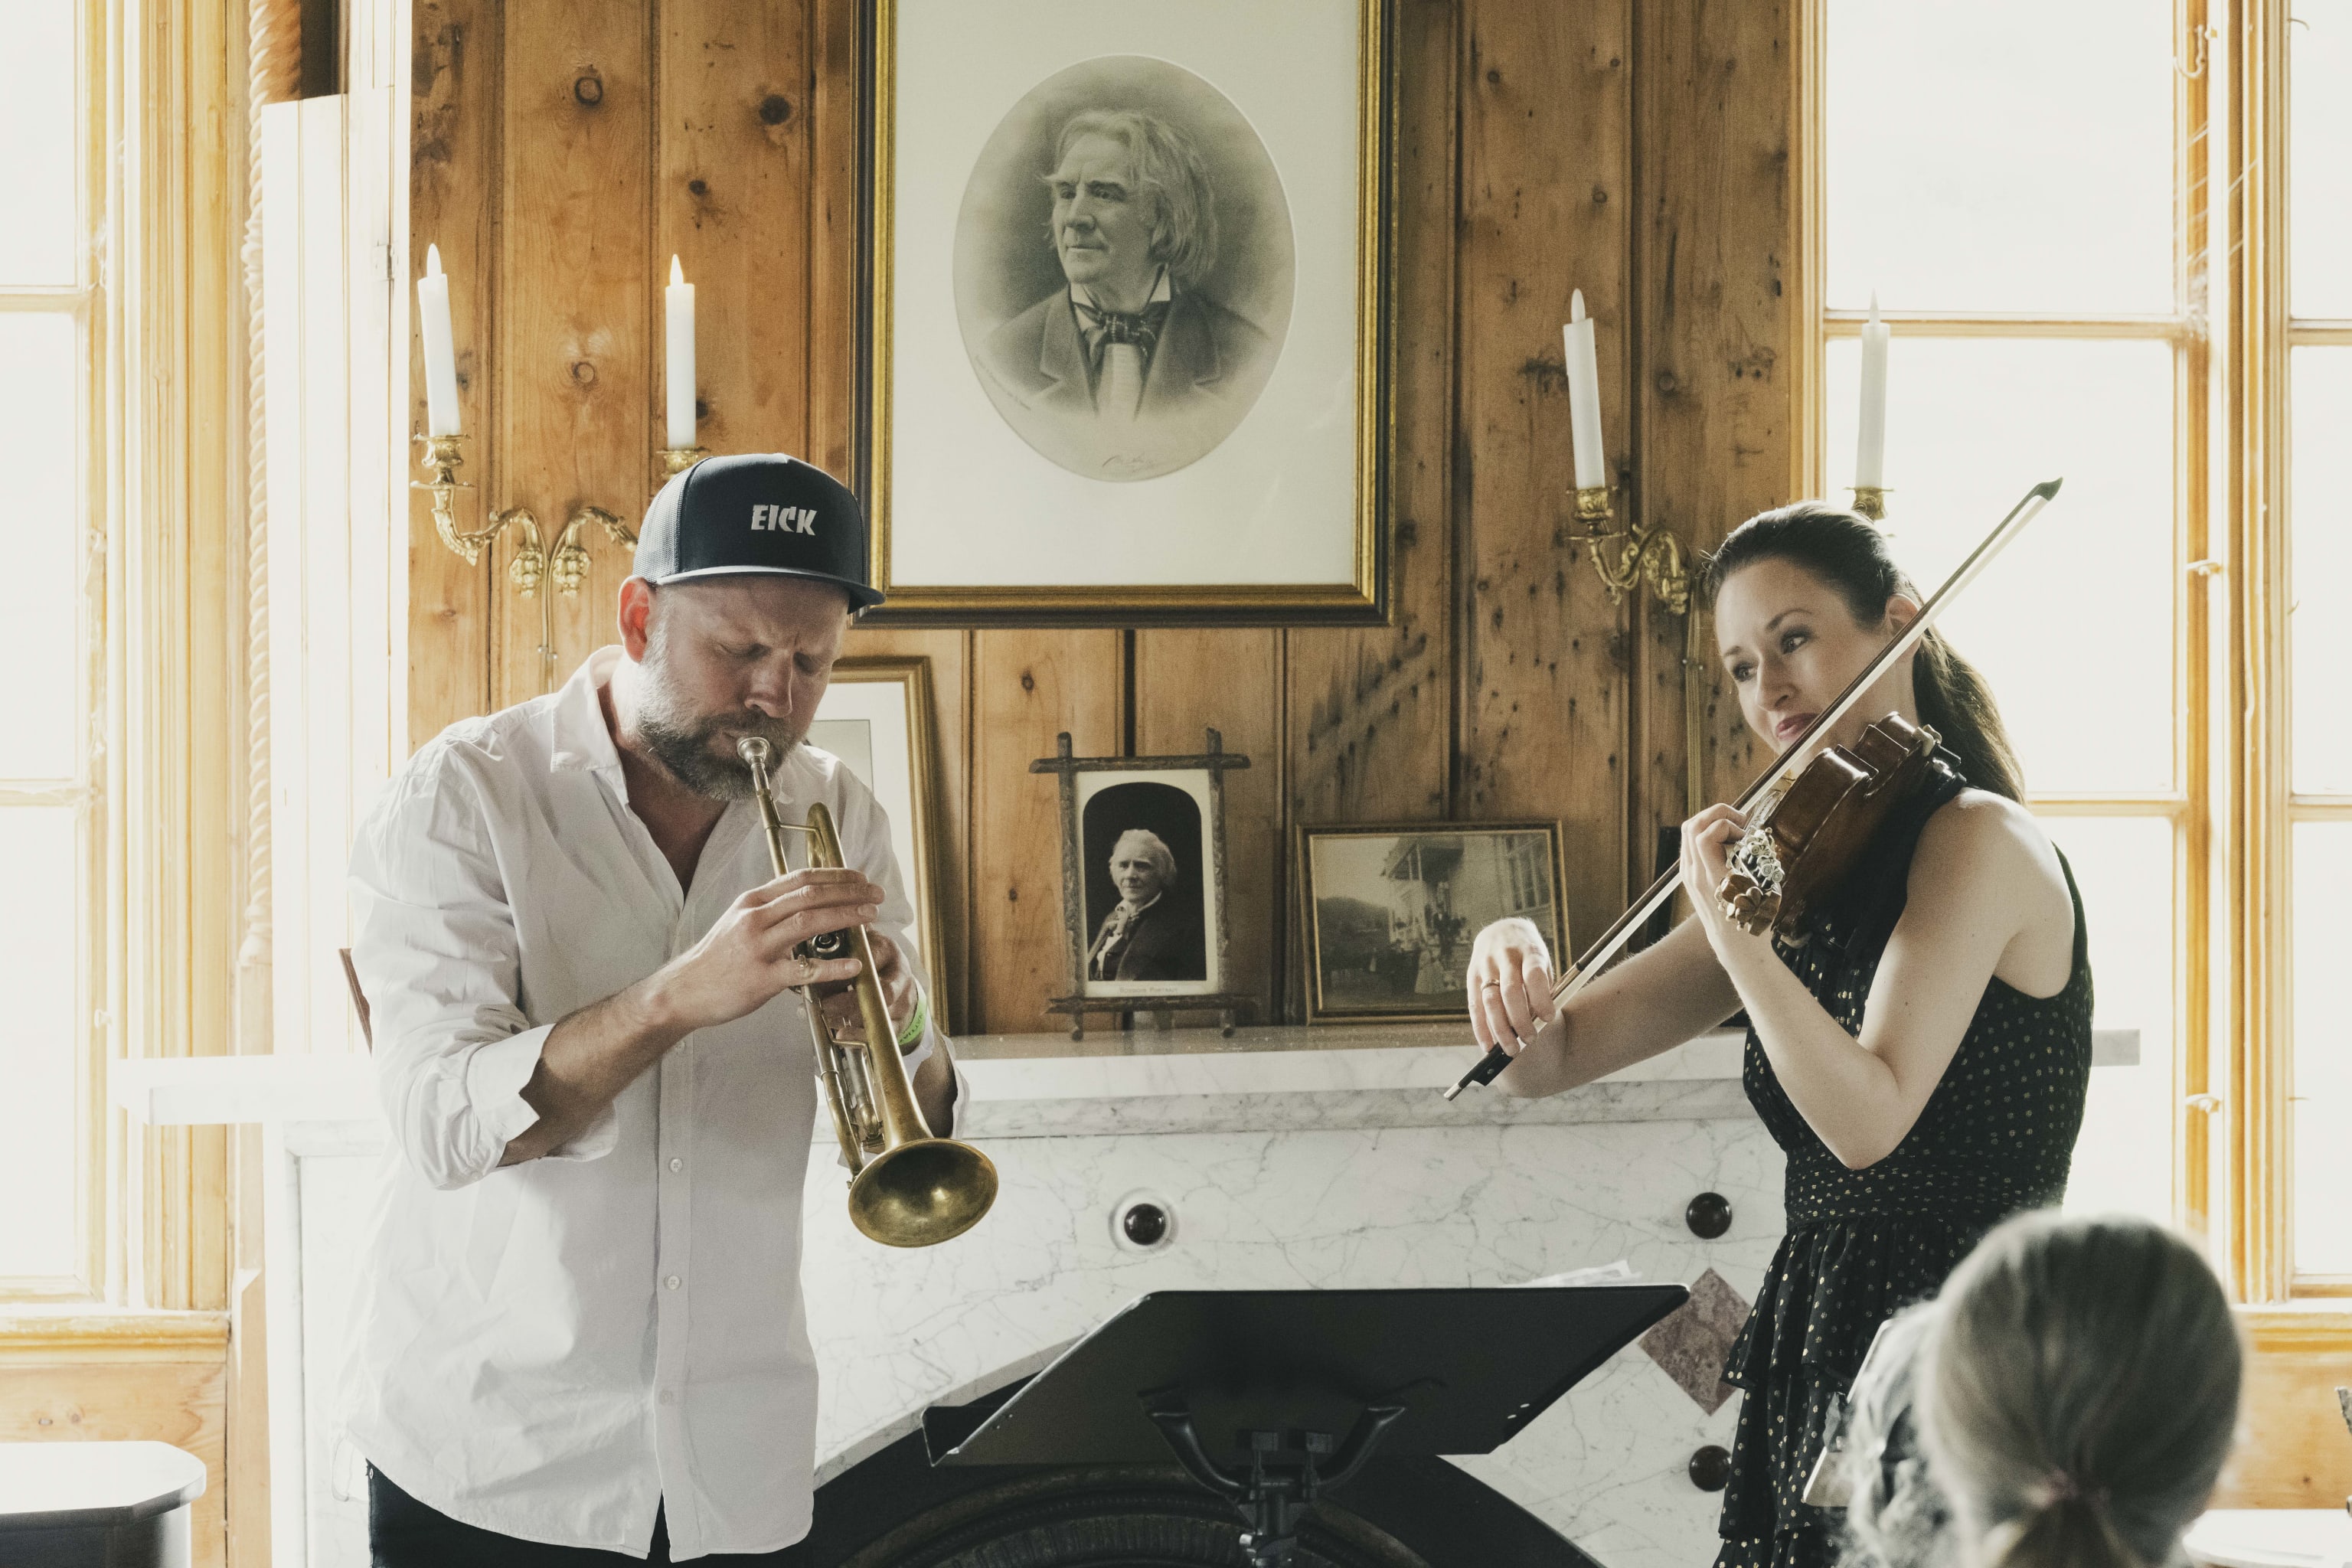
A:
[1142, 1396, 1407, 1568]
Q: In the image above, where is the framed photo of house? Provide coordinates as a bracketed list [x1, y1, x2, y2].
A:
[859, 0, 1394, 624]
[808, 657, 950, 1031]
[1298, 822, 1570, 1025]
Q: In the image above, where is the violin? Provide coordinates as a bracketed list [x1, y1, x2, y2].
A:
[1445, 479, 2063, 1102]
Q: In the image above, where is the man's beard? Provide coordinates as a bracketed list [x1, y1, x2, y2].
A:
[632, 645, 803, 800]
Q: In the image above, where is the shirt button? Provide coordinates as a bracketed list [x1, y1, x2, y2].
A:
[665, 1275, 682, 1290]
[659, 1390, 675, 1406]
[668, 1158, 683, 1172]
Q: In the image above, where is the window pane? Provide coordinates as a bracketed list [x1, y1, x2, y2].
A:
[2292, 0, 2352, 318]
[0, 314, 79, 780]
[2293, 821, 2352, 1275]
[1824, 336, 2175, 795]
[0, 0, 78, 286]
[2292, 347, 2352, 793]
[1826, 0, 2173, 314]
[2044, 815, 2174, 1223]
[0, 808, 80, 1279]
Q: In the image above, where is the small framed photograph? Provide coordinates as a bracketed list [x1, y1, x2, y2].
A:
[1033, 731, 1255, 1034]
[859, 0, 1395, 624]
[808, 656, 949, 1029]
[1076, 769, 1221, 997]
[1298, 822, 1569, 1024]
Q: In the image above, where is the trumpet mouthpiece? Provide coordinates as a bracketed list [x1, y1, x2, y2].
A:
[736, 735, 773, 767]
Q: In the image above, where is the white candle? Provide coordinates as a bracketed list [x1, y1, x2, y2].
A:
[665, 255, 697, 450]
[416, 244, 461, 437]
[1855, 292, 1890, 490]
[1563, 290, 1607, 492]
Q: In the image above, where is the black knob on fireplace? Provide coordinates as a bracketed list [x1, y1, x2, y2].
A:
[1686, 1191, 1733, 1240]
[1122, 1202, 1169, 1247]
[1689, 1445, 1732, 1492]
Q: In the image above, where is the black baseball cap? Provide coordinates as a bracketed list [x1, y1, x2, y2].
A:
[632, 452, 883, 610]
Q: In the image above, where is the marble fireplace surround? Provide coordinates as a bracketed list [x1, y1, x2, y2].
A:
[115, 1023, 2137, 1568]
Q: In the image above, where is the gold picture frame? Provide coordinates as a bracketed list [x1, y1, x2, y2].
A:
[1297, 821, 1571, 1026]
[809, 656, 951, 1032]
[858, 0, 1396, 625]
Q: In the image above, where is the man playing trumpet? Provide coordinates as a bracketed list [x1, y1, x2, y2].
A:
[345, 453, 959, 1563]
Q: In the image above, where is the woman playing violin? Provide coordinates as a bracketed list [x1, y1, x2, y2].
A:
[1465, 503, 2092, 1568]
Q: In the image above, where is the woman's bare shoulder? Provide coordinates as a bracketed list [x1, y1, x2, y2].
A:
[1913, 789, 2063, 890]
[1909, 789, 2074, 988]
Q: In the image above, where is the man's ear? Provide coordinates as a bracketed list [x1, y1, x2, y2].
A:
[618, 577, 657, 659]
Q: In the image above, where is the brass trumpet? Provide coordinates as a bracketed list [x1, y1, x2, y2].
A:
[737, 735, 998, 1247]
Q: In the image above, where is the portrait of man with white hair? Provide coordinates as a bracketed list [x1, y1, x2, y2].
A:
[1086, 826, 1207, 982]
[972, 104, 1279, 481]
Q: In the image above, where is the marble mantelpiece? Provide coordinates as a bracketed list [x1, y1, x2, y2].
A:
[112, 1022, 2135, 1568]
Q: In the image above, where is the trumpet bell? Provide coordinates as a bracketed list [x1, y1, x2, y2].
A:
[848, 1137, 1001, 1248]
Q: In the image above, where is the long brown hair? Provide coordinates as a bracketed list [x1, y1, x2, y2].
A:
[1699, 502, 2027, 802]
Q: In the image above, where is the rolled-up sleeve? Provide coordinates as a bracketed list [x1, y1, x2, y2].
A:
[349, 746, 615, 1189]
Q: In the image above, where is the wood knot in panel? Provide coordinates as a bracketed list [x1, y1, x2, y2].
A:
[573, 70, 603, 107]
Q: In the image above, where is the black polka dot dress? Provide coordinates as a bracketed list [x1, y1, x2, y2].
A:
[1712, 769, 2092, 1568]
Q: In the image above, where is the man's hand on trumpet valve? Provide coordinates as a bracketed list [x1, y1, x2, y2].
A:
[1465, 916, 1559, 1057]
[646, 866, 881, 1034]
[815, 927, 919, 1044]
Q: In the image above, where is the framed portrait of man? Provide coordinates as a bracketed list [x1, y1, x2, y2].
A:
[861, 0, 1394, 623]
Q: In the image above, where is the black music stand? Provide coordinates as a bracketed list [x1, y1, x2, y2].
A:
[923, 1285, 1688, 1568]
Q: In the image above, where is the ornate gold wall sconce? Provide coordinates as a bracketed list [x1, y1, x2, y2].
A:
[498, 505, 639, 689]
[1576, 484, 1691, 617]
[1850, 485, 1889, 525]
[412, 434, 476, 560]
[658, 446, 710, 480]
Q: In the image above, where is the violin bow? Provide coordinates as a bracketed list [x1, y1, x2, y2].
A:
[1445, 477, 2063, 1101]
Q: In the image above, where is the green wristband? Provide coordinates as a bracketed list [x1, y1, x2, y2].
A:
[896, 988, 929, 1050]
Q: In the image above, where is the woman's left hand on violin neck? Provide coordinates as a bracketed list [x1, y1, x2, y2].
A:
[1680, 802, 1777, 971]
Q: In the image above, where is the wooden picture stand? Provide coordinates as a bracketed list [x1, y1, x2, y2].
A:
[1031, 730, 1256, 1040]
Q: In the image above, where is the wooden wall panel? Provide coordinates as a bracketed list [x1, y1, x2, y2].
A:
[1454, 0, 1635, 958]
[657, 0, 812, 462]
[2213, 1310, 2352, 1507]
[1632, 0, 1798, 861]
[969, 632, 1122, 1034]
[1138, 632, 1283, 1018]
[407, 0, 494, 746]
[1286, 0, 1455, 832]
[495, 5, 652, 704]
[397, 0, 1805, 1029]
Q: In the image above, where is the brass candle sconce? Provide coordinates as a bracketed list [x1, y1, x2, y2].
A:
[1849, 486, 1892, 534]
[1576, 484, 1691, 617]
[413, 435, 642, 691]
[1576, 483, 1704, 817]
[659, 445, 710, 479]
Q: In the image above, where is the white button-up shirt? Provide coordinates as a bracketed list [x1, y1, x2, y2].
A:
[341, 645, 949, 1559]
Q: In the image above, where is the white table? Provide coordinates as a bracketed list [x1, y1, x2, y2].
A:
[2187, 1510, 2352, 1568]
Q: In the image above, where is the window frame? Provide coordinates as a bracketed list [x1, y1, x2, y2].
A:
[0, 0, 248, 1318]
[2247, 0, 2348, 1299]
[0, 0, 109, 1302]
[1800, 0, 2219, 1244]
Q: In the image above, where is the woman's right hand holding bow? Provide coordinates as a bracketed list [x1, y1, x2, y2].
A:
[1465, 916, 1560, 1057]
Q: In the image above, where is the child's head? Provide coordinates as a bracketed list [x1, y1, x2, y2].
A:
[1918, 1212, 2240, 1568]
